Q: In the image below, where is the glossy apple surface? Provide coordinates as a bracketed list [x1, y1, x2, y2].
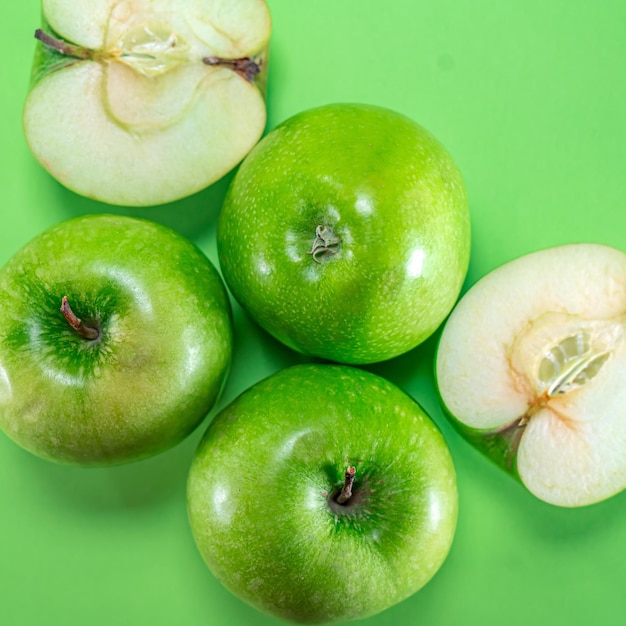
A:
[436, 243, 626, 507]
[187, 364, 458, 624]
[217, 103, 470, 364]
[0, 215, 233, 465]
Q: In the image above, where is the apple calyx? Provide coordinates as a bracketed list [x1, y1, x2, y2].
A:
[307, 225, 341, 264]
[60, 296, 100, 341]
[335, 466, 357, 505]
[481, 415, 529, 471]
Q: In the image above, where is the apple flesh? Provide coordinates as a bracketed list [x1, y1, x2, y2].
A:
[23, 0, 271, 206]
[436, 243, 626, 507]
[187, 364, 458, 624]
[0, 215, 233, 465]
[217, 103, 470, 364]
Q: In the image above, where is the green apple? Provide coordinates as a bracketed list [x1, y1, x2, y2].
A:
[187, 364, 458, 624]
[436, 243, 626, 507]
[217, 103, 470, 364]
[23, 0, 271, 206]
[0, 215, 233, 465]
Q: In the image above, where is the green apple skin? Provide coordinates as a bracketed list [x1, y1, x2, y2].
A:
[437, 376, 525, 478]
[0, 215, 233, 465]
[187, 364, 458, 624]
[217, 103, 470, 364]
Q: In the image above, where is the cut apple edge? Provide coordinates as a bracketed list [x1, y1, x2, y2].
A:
[23, 60, 267, 206]
[435, 243, 626, 506]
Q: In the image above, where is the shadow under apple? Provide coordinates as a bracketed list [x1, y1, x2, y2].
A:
[218, 302, 315, 409]
[48, 166, 236, 244]
[0, 419, 208, 515]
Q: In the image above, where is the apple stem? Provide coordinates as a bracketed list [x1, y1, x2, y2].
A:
[60, 297, 100, 341]
[34, 29, 93, 60]
[307, 225, 341, 264]
[202, 56, 261, 82]
[335, 466, 357, 505]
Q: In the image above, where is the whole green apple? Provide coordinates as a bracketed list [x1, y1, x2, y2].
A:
[187, 364, 458, 624]
[217, 103, 470, 364]
[0, 215, 232, 465]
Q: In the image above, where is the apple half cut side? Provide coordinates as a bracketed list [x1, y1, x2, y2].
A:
[23, 0, 271, 206]
[436, 243, 626, 507]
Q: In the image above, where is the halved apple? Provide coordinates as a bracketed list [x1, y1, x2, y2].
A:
[436, 243, 626, 507]
[23, 0, 271, 206]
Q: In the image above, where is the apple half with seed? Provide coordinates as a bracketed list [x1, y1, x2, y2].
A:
[23, 0, 271, 206]
[436, 243, 626, 507]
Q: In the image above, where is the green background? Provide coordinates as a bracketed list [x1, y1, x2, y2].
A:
[1, 1, 625, 625]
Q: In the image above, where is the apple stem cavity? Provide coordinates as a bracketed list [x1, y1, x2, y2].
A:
[60, 296, 100, 341]
[202, 56, 261, 82]
[307, 225, 341, 264]
[335, 466, 357, 505]
[34, 29, 93, 60]
[493, 415, 529, 470]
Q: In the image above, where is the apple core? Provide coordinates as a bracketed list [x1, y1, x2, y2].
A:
[537, 330, 613, 396]
[307, 224, 342, 264]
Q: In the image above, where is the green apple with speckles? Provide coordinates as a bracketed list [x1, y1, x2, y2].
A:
[187, 363, 458, 624]
[0, 214, 232, 465]
[217, 103, 470, 364]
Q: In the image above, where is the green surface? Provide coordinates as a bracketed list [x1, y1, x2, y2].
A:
[1, 1, 625, 625]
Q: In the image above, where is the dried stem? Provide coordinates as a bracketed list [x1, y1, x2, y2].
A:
[60, 296, 99, 340]
[203, 55, 261, 82]
[335, 466, 357, 505]
[35, 29, 93, 60]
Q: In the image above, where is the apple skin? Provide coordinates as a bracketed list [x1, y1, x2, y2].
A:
[0, 215, 233, 465]
[217, 103, 470, 364]
[187, 364, 458, 624]
[437, 383, 524, 477]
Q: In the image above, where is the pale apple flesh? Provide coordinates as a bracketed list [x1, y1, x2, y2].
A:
[436, 244, 626, 507]
[23, 0, 270, 206]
